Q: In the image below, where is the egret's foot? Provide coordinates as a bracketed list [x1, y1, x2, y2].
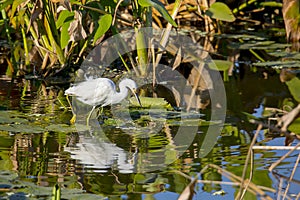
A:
[70, 114, 76, 124]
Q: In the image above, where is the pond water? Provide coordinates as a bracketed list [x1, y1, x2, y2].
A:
[0, 61, 299, 200]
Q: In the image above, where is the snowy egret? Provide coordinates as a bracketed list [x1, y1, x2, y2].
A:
[65, 78, 142, 125]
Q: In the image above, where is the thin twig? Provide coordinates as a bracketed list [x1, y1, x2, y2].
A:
[112, 0, 124, 26]
[240, 147, 255, 199]
[197, 179, 240, 186]
[277, 178, 283, 200]
[208, 164, 273, 200]
[296, 192, 300, 200]
[197, 177, 276, 193]
[269, 142, 300, 171]
[272, 171, 300, 185]
[250, 119, 300, 142]
[283, 152, 300, 200]
[237, 123, 263, 200]
[253, 146, 300, 150]
[178, 173, 200, 200]
[170, 170, 192, 180]
[208, 164, 243, 183]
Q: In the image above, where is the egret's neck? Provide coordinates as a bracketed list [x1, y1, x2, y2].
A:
[111, 86, 129, 104]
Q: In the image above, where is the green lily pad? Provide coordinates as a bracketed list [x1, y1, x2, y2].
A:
[0, 116, 18, 124]
[260, 2, 282, 7]
[130, 97, 171, 109]
[253, 61, 300, 68]
[268, 51, 300, 60]
[217, 34, 266, 40]
[46, 124, 78, 133]
[0, 124, 44, 133]
[0, 111, 27, 124]
[228, 41, 291, 50]
[93, 14, 112, 45]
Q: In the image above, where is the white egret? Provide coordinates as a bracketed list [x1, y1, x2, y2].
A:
[65, 78, 142, 125]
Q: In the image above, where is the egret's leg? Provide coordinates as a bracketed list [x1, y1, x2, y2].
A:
[86, 106, 96, 126]
[66, 95, 76, 124]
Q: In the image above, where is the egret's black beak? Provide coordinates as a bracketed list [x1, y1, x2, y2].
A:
[129, 88, 142, 107]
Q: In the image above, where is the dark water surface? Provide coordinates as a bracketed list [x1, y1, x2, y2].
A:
[0, 71, 299, 200]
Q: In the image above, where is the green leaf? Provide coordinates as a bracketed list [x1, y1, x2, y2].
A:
[138, 0, 177, 27]
[205, 2, 235, 22]
[56, 10, 74, 49]
[11, 0, 25, 17]
[208, 60, 232, 71]
[286, 77, 300, 102]
[60, 21, 71, 49]
[288, 117, 300, 134]
[56, 10, 74, 29]
[138, 0, 152, 6]
[93, 14, 112, 45]
[0, 0, 14, 11]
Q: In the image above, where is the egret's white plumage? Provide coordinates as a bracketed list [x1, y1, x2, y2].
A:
[65, 78, 141, 125]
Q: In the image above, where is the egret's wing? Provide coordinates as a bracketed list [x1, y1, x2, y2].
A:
[65, 78, 115, 106]
[65, 79, 98, 96]
[94, 78, 116, 106]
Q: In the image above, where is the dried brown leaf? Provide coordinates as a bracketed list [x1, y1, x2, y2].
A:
[171, 46, 182, 70]
[27, 0, 43, 33]
[68, 11, 87, 42]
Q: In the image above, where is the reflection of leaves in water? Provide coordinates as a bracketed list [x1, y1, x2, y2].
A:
[221, 124, 239, 136]
[142, 175, 168, 192]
